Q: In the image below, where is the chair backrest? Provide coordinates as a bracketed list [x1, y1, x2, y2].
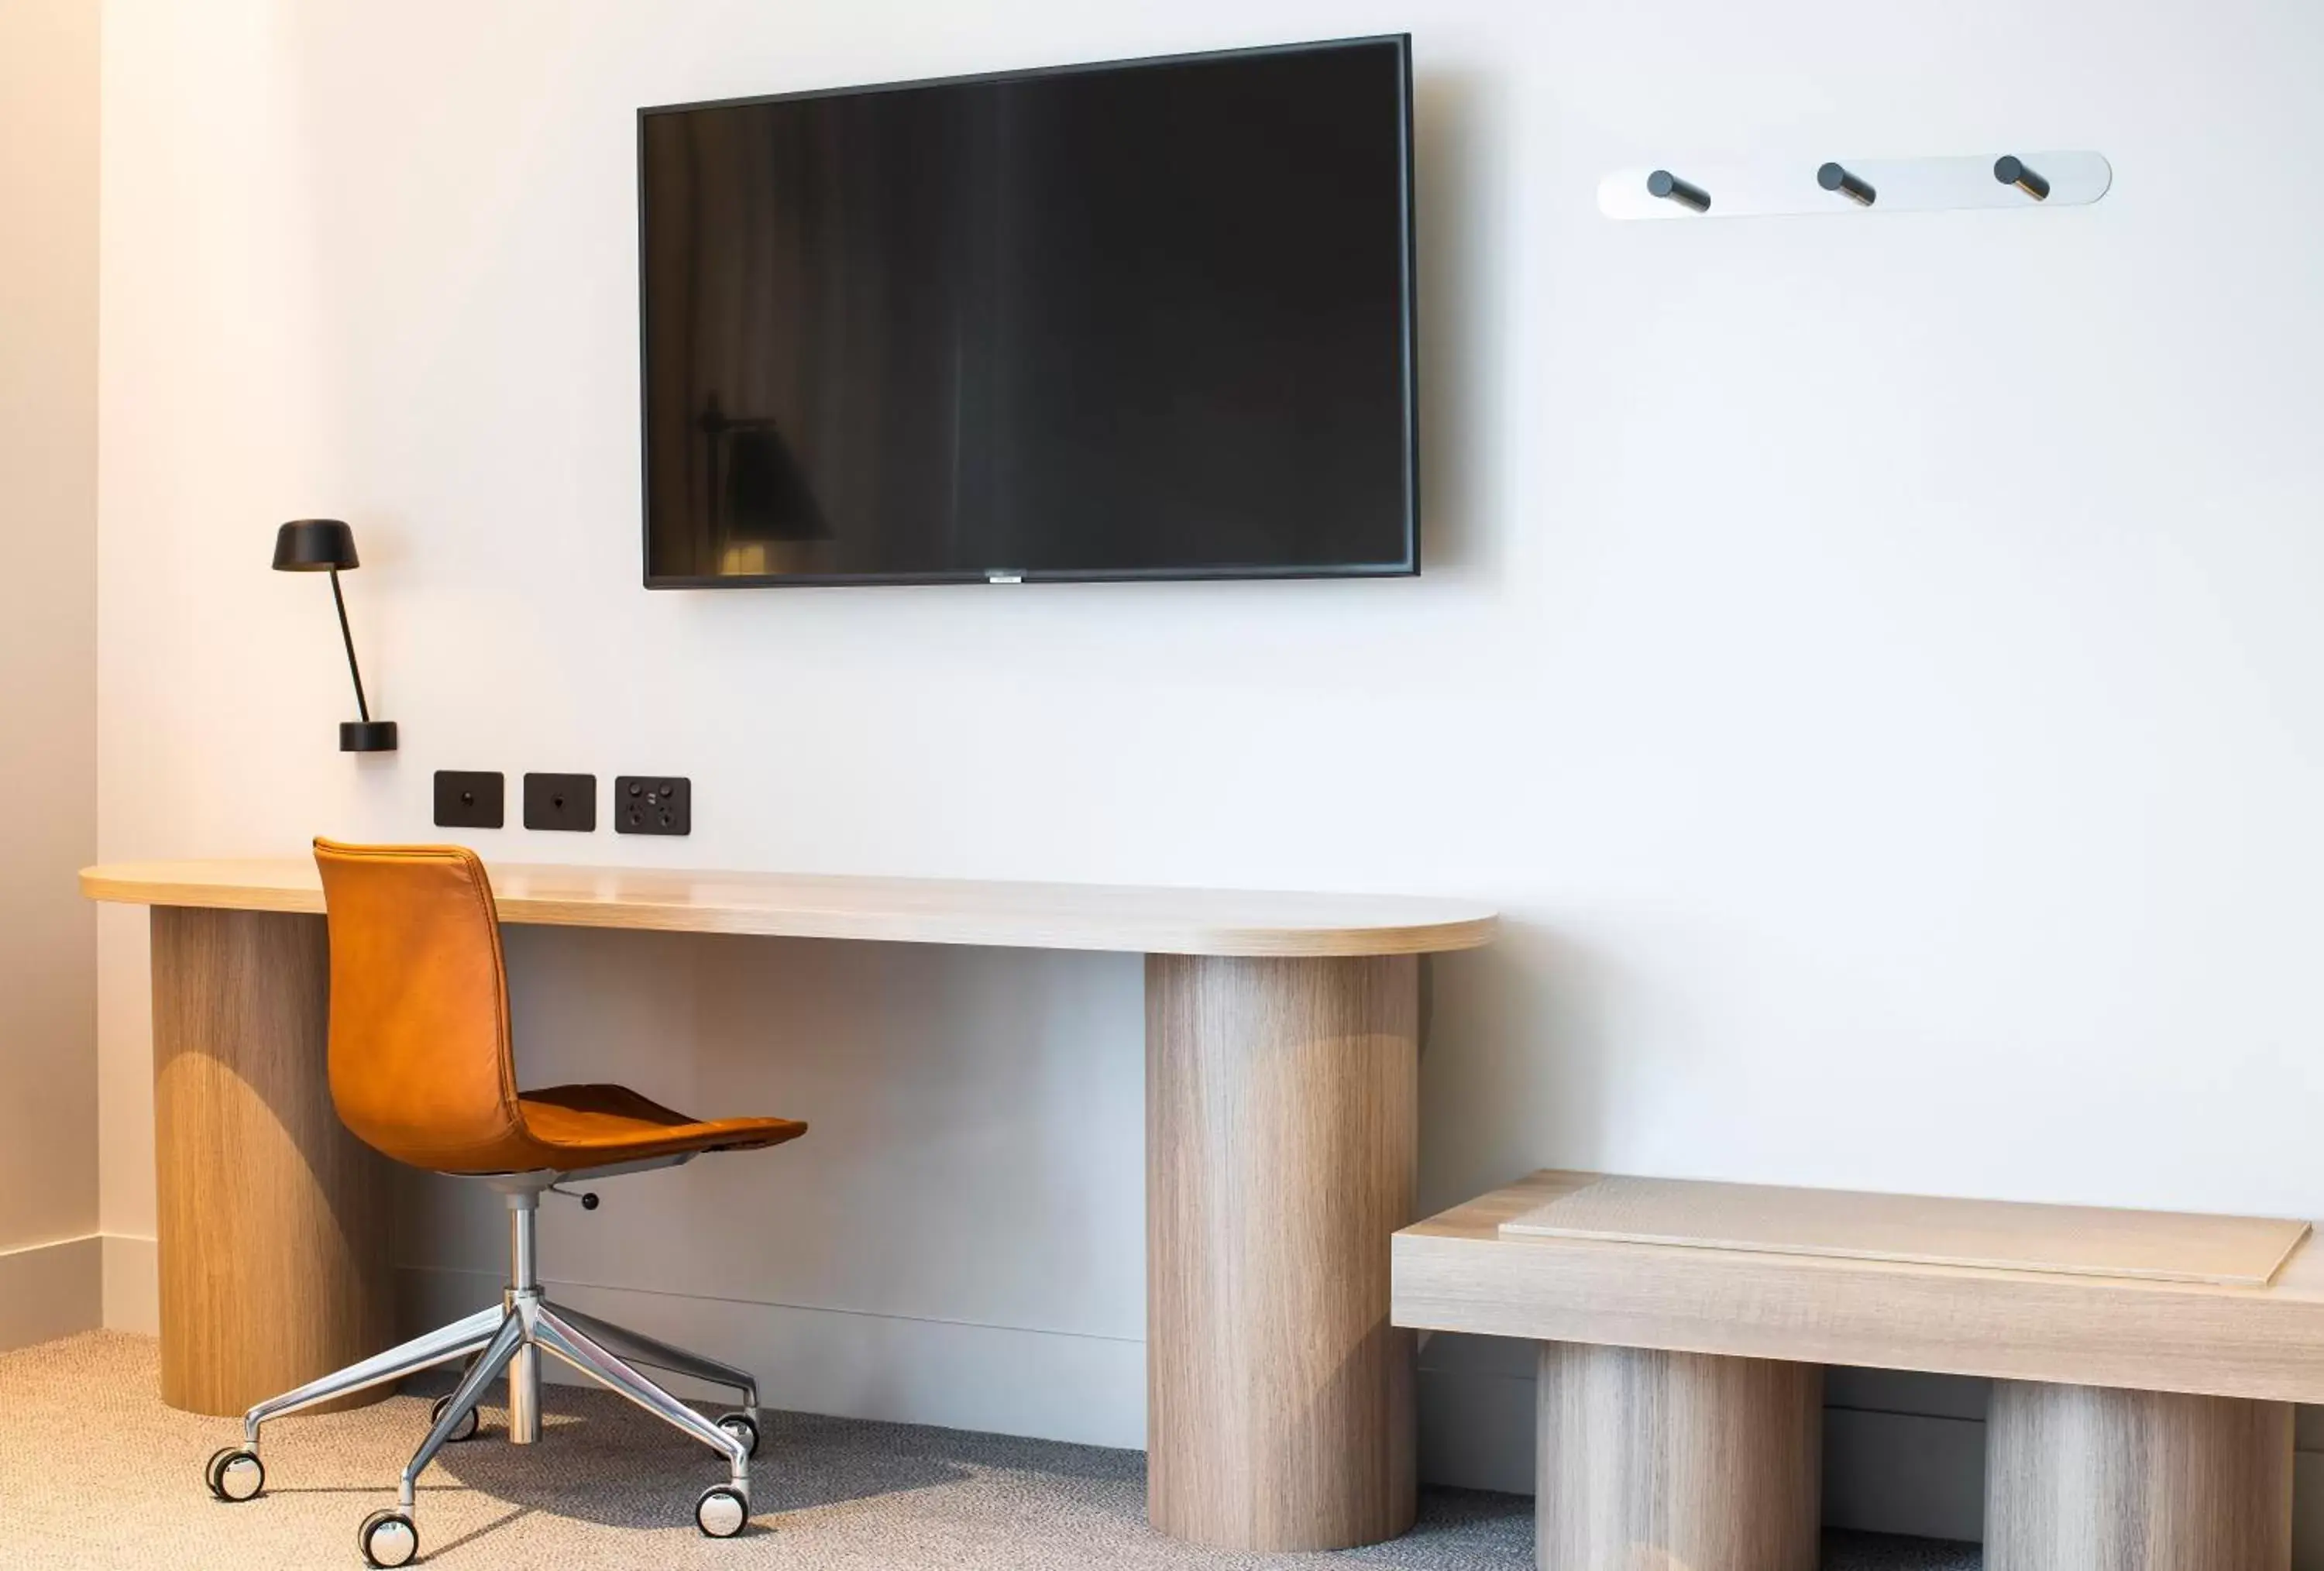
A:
[313, 839, 528, 1172]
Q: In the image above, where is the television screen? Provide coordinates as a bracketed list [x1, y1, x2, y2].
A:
[638, 36, 1417, 586]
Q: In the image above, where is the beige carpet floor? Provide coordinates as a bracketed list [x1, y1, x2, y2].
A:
[0, 1332, 1975, 1569]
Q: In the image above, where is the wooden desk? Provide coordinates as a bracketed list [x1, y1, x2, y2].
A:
[85, 858, 1496, 1552]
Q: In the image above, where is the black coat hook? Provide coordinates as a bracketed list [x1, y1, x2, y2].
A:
[1817, 162, 1877, 206]
[1646, 170, 1711, 212]
[1994, 156, 2051, 201]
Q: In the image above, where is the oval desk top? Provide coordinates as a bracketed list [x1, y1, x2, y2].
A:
[81, 859, 1499, 958]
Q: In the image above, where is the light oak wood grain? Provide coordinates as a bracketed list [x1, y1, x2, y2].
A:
[1503, 1174, 2309, 1287]
[84, 859, 1497, 958]
[150, 908, 395, 1415]
[1147, 954, 1418, 1551]
[1986, 1380, 2291, 1570]
[1397, 1172, 2324, 1404]
[1538, 1342, 1820, 1571]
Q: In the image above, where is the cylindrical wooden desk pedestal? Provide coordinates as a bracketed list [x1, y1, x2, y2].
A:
[1986, 1380, 2292, 1571]
[1145, 953, 1419, 1551]
[1537, 1342, 1822, 1571]
[150, 908, 395, 1415]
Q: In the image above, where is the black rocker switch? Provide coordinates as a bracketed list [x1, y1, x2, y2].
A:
[523, 772, 597, 832]
[433, 771, 505, 829]
[616, 775, 690, 836]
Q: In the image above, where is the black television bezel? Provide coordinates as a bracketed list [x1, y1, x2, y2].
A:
[635, 34, 1420, 590]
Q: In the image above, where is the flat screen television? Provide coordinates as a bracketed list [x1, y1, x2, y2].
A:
[638, 36, 1417, 586]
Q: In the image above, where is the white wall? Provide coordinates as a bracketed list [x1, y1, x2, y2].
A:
[0, 0, 101, 1350]
[95, 0, 2324, 1528]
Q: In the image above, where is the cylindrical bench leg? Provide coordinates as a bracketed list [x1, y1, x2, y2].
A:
[1986, 1380, 2292, 1571]
[1536, 1342, 1820, 1571]
[1146, 954, 1418, 1551]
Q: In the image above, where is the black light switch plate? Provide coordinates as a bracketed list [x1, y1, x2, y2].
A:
[433, 771, 504, 829]
[615, 775, 691, 836]
[523, 772, 597, 832]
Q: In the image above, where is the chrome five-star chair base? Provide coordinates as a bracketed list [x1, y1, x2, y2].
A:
[200, 1162, 761, 1568]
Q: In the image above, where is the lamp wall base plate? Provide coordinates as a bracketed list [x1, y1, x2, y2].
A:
[339, 720, 398, 752]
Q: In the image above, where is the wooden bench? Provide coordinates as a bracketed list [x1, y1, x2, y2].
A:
[1394, 1170, 2324, 1571]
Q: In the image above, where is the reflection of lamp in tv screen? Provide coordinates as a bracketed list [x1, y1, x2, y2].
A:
[700, 396, 828, 576]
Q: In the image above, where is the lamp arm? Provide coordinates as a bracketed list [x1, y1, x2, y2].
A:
[328, 569, 373, 724]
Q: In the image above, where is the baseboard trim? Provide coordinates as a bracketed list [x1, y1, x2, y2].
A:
[0, 1234, 102, 1352]
[91, 1236, 1147, 1447]
[396, 1263, 1147, 1451]
[1417, 1365, 1535, 1494]
[101, 1233, 158, 1335]
[1824, 1405, 1986, 1542]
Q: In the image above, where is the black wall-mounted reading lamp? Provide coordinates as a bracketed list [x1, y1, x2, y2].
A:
[272, 518, 397, 752]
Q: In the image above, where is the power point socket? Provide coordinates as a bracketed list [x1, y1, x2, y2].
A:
[615, 775, 690, 836]
[434, 771, 505, 829]
[522, 772, 597, 832]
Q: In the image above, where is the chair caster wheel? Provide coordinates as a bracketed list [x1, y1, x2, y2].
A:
[696, 1483, 749, 1538]
[715, 1411, 760, 1459]
[205, 1446, 265, 1502]
[358, 1507, 420, 1567]
[429, 1394, 480, 1442]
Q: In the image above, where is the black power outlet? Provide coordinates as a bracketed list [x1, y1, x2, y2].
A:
[433, 771, 505, 829]
[615, 775, 690, 836]
[523, 772, 597, 832]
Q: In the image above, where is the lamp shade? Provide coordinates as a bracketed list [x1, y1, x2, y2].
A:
[272, 518, 360, 572]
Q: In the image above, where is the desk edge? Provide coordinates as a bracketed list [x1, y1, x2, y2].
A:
[80, 865, 1500, 958]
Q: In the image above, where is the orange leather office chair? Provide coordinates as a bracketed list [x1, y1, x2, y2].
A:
[201, 841, 807, 1567]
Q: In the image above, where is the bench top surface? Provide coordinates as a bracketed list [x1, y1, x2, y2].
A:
[1396, 1171, 2324, 1404]
[1498, 1172, 2309, 1287]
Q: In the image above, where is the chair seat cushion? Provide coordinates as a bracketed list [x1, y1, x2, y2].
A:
[515, 1083, 807, 1169]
